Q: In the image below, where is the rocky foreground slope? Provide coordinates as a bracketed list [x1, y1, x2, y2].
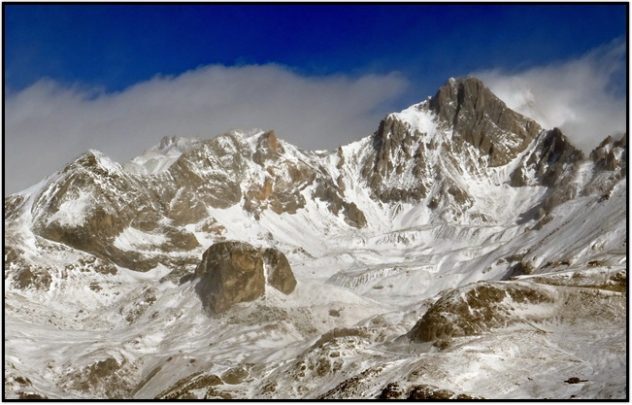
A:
[4, 77, 627, 399]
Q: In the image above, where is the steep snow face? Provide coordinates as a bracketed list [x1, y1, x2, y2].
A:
[4, 77, 627, 400]
[389, 101, 439, 134]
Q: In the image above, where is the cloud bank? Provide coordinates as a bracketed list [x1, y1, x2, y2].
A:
[5, 64, 408, 193]
[6, 41, 626, 194]
[476, 39, 626, 153]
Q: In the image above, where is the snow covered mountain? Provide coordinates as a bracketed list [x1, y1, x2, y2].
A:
[4, 77, 627, 399]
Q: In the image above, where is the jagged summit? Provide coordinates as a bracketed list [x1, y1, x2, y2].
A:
[591, 133, 627, 172]
[12, 77, 623, 239]
[428, 76, 542, 166]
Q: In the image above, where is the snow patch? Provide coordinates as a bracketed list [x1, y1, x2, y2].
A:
[47, 190, 93, 227]
[114, 227, 168, 250]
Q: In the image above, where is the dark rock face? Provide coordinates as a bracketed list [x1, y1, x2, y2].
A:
[429, 77, 541, 167]
[312, 181, 367, 228]
[509, 128, 586, 222]
[511, 128, 584, 189]
[194, 241, 296, 313]
[377, 383, 404, 399]
[361, 115, 430, 203]
[579, 134, 627, 200]
[591, 134, 627, 173]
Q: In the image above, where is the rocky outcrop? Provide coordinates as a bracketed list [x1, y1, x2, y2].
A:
[244, 133, 316, 219]
[510, 128, 584, 188]
[194, 241, 296, 313]
[156, 372, 224, 399]
[168, 134, 245, 209]
[312, 181, 367, 228]
[378, 383, 483, 400]
[361, 115, 430, 203]
[579, 133, 628, 200]
[408, 282, 554, 342]
[253, 130, 284, 165]
[591, 134, 626, 173]
[508, 128, 586, 223]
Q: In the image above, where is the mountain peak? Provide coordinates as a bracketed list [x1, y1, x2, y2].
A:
[73, 149, 122, 173]
[253, 130, 285, 165]
[428, 76, 508, 122]
[125, 136, 201, 175]
[428, 76, 542, 166]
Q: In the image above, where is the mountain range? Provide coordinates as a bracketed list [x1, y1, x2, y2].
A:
[4, 77, 627, 399]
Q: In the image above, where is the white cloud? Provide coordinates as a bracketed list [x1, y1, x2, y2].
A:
[475, 39, 626, 153]
[5, 64, 408, 193]
[6, 42, 626, 194]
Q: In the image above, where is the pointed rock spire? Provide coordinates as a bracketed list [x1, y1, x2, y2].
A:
[429, 76, 542, 166]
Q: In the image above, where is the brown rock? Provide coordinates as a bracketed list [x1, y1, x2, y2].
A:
[253, 130, 285, 165]
[378, 383, 404, 399]
[312, 181, 367, 228]
[408, 282, 553, 342]
[157, 372, 223, 399]
[534, 128, 584, 187]
[362, 115, 429, 203]
[407, 384, 482, 400]
[591, 133, 627, 172]
[221, 367, 248, 385]
[263, 248, 297, 294]
[13, 267, 52, 290]
[195, 241, 265, 313]
[195, 241, 297, 313]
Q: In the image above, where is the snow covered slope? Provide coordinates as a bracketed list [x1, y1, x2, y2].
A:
[4, 77, 627, 399]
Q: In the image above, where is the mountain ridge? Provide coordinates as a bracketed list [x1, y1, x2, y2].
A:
[4, 76, 627, 399]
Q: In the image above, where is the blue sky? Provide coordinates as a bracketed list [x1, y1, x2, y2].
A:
[4, 4, 628, 193]
[5, 4, 627, 97]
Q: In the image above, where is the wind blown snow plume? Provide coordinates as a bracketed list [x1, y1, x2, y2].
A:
[5, 64, 407, 193]
[476, 39, 626, 153]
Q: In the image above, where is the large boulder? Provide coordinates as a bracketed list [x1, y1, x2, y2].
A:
[195, 241, 296, 313]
